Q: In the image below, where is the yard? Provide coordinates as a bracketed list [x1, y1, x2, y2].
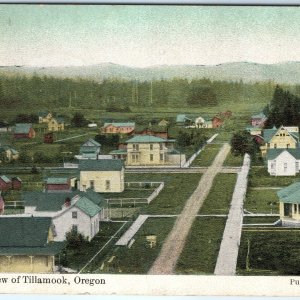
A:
[237, 229, 300, 275]
[199, 174, 237, 214]
[125, 173, 201, 215]
[243, 216, 279, 224]
[191, 143, 222, 167]
[176, 217, 226, 274]
[61, 221, 127, 272]
[90, 218, 176, 274]
[244, 189, 279, 214]
[223, 151, 244, 167]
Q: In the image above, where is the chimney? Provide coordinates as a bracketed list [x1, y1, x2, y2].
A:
[65, 197, 71, 207]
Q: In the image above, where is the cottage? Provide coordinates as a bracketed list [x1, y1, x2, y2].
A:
[158, 119, 169, 127]
[79, 139, 101, 159]
[267, 149, 300, 176]
[23, 190, 107, 241]
[194, 117, 213, 129]
[0, 146, 19, 163]
[78, 159, 124, 193]
[212, 116, 223, 128]
[176, 114, 192, 126]
[45, 177, 71, 193]
[0, 217, 65, 273]
[101, 122, 135, 134]
[251, 112, 267, 127]
[14, 123, 35, 139]
[48, 117, 64, 132]
[11, 177, 22, 190]
[260, 126, 299, 156]
[44, 132, 54, 144]
[125, 135, 186, 167]
[0, 175, 11, 192]
[38, 111, 52, 124]
[277, 183, 300, 227]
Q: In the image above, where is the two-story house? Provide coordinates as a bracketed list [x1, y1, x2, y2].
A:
[78, 139, 101, 159]
[260, 126, 299, 156]
[38, 111, 52, 124]
[125, 135, 186, 167]
[48, 117, 64, 132]
[14, 123, 35, 139]
[251, 112, 267, 127]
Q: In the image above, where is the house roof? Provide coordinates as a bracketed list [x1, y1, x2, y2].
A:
[38, 111, 50, 117]
[277, 182, 300, 204]
[267, 148, 300, 160]
[0, 217, 52, 247]
[46, 177, 69, 185]
[263, 126, 300, 143]
[81, 139, 101, 147]
[109, 149, 127, 155]
[75, 196, 101, 217]
[103, 122, 135, 128]
[0, 175, 11, 183]
[126, 135, 175, 144]
[14, 123, 32, 134]
[79, 159, 124, 171]
[176, 114, 192, 123]
[252, 112, 267, 119]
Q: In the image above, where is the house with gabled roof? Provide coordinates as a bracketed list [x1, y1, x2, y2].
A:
[48, 117, 64, 132]
[277, 182, 300, 227]
[78, 139, 101, 159]
[125, 135, 186, 167]
[0, 146, 19, 163]
[267, 148, 300, 176]
[45, 177, 71, 193]
[101, 122, 135, 134]
[251, 112, 267, 127]
[23, 190, 107, 241]
[260, 126, 299, 156]
[14, 123, 35, 139]
[38, 111, 52, 124]
[78, 159, 124, 193]
[0, 216, 65, 273]
[0, 175, 11, 192]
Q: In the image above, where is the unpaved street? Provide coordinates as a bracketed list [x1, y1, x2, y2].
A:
[148, 143, 231, 275]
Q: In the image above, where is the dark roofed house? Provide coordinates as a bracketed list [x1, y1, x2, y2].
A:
[14, 123, 35, 139]
[0, 175, 11, 192]
[11, 176, 22, 190]
[0, 217, 65, 273]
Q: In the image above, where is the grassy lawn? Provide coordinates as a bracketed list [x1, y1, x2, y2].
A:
[101, 187, 156, 199]
[223, 151, 243, 167]
[199, 174, 237, 214]
[245, 189, 279, 214]
[64, 221, 126, 272]
[243, 216, 280, 224]
[249, 167, 300, 187]
[92, 218, 176, 274]
[176, 217, 226, 274]
[126, 173, 201, 215]
[191, 143, 222, 167]
[237, 230, 300, 275]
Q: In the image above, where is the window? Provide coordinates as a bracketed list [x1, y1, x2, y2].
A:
[133, 144, 139, 151]
[72, 225, 78, 233]
[284, 163, 287, 172]
[150, 154, 153, 161]
[159, 143, 163, 150]
[160, 154, 164, 161]
[294, 204, 298, 213]
[72, 211, 77, 219]
[271, 162, 275, 170]
[274, 144, 277, 149]
[105, 180, 111, 191]
[131, 154, 139, 163]
[90, 180, 95, 191]
[296, 162, 299, 171]
[150, 144, 153, 150]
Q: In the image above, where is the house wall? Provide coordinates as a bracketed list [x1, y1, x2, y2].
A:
[79, 169, 124, 193]
[0, 179, 11, 191]
[267, 151, 298, 176]
[167, 154, 186, 166]
[12, 180, 21, 190]
[251, 118, 266, 127]
[48, 120, 64, 132]
[103, 125, 134, 134]
[46, 183, 70, 191]
[53, 206, 101, 241]
[0, 255, 54, 273]
[126, 142, 168, 166]
[269, 132, 297, 149]
[280, 201, 300, 226]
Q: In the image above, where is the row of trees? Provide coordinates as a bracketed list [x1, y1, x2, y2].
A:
[0, 74, 276, 111]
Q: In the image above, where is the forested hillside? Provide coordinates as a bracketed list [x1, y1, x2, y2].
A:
[0, 74, 280, 111]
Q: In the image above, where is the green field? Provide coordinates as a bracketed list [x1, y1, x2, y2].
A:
[92, 218, 176, 274]
[199, 173, 237, 214]
[125, 173, 201, 215]
[191, 144, 222, 167]
[176, 217, 226, 274]
[243, 216, 279, 224]
[245, 189, 279, 214]
[223, 151, 244, 166]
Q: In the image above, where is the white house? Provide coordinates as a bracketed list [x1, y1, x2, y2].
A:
[267, 148, 300, 176]
[23, 190, 107, 241]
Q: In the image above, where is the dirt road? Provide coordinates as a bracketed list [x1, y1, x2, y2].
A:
[148, 143, 231, 275]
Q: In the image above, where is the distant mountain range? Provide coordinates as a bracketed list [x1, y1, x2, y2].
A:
[1, 61, 300, 84]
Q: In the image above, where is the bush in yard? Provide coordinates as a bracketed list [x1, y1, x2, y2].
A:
[230, 131, 258, 158]
[71, 112, 88, 127]
[65, 228, 88, 249]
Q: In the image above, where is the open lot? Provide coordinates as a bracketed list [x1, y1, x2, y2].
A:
[176, 217, 226, 274]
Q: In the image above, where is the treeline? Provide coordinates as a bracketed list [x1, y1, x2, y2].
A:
[0, 73, 279, 110]
[265, 85, 300, 127]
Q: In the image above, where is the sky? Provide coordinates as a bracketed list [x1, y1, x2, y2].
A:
[1, 5, 300, 67]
